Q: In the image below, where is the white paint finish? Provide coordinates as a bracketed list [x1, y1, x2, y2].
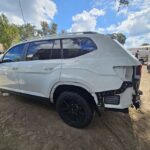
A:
[0, 62, 20, 90]
[114, 66, 133, 81]
[60, 65, 123, 93]
[17, 60, 62, 97]
[50, 81, 99, 104]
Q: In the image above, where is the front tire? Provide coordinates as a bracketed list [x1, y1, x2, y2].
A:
[56, 91, 93, 128]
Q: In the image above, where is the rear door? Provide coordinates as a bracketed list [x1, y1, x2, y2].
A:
[18, 39, 62, 97]
[0, 44, 26, 91]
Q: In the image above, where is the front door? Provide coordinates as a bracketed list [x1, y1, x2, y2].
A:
[0, 44, 26, 91]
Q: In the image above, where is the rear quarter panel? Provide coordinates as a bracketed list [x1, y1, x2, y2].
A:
[60, 34, 140, 93]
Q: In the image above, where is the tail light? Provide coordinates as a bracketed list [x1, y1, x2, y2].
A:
[135, 65, 142, 76]
[133, 65, 142, 90]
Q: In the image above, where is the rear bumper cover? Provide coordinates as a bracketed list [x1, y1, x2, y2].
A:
[132, 90, 142, 109]
[96, 81, 142, 109]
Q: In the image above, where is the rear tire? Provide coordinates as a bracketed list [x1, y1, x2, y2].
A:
[56, 91, 93, 128]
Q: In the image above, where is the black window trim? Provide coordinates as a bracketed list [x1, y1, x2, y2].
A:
[25, 39, 62, 61]
[21, 36, 97, 61]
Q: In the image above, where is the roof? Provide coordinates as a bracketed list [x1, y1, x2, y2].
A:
[18, 32, 103, 45]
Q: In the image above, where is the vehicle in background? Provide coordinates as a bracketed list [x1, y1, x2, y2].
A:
[129, 45, 150, 64]
[147, 63, 150, 73]
[147, 52, 150, 73]
[0, 32, 142, 128]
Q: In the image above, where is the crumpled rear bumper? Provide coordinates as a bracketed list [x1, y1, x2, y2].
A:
[132, 90, 143, 109]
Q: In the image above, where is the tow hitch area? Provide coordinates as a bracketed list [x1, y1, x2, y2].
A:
[132, 90, 143, 109]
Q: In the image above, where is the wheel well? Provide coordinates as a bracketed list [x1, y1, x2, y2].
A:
[53, 85, 97, 110]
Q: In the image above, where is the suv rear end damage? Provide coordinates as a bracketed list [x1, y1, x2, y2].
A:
[96, 65, 142, 111]
[132, 65, 143, 109]
[0, 32, 143, 128]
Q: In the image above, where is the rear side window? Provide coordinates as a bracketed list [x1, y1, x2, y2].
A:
[26, 40, 61, 60]
[62, 38, 97, 58]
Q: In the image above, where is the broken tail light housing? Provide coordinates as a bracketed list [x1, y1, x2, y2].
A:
[135, 65, 142, 76]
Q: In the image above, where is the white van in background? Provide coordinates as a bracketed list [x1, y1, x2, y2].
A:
[129, 45, 150, 64]
[147, 51, 150, 73]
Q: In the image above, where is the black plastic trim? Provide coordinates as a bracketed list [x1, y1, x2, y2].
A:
[96, 81, 133, 106]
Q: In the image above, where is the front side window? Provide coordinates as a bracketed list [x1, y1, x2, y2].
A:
[62, 38, 97, 58]
[3, 44, 25, 62]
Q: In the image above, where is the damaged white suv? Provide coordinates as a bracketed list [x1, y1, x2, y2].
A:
[0, 32, 142, 128]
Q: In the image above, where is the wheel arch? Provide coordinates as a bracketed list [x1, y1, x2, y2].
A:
[50, 82, 98, 107]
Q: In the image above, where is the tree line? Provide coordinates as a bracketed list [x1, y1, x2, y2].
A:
[0, 14, 57, 50]
[0, 14, 129, 50]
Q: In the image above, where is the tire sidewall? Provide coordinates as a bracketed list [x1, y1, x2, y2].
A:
[56, 91, 93, 128]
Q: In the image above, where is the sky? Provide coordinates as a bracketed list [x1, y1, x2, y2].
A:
[0, 0, 149, 48]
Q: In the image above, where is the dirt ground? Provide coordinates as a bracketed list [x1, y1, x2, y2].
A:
[0, 66, 150, 150]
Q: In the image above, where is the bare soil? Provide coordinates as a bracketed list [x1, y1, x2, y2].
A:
[0, 66, 150, 150]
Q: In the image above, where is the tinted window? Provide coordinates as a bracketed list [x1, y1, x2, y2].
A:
[26, 40, 54, 61]
[26, 40, 61, 60]
[52, 40, 61, 59]
[62, 38, 96, 58]
[3, 44, 25, 62]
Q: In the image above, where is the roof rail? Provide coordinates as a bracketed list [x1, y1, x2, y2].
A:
[60, 31, 98, 35]
[22, 36, 44, 41]
[22, 31, 98, 42]
[83, 31, 98, 34]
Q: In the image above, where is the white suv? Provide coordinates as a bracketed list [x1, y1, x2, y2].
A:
[0, 32, 142, 128]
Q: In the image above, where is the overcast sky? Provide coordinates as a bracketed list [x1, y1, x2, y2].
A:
[0, 0, 149, 48]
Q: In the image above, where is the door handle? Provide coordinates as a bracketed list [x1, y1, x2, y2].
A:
[44, 67, 53, 71]
[12, 67, 18, 70]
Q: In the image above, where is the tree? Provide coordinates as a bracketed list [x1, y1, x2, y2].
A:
[40, 21, 50, 36]
[109, 33, 126, 45]
[0, 14, 20, 50]
[49, 23, 57, 35]
[0, 14, 58, 50]
[117, 0, 129, 12]
[61, 30, 66, 34]
[18, 23, 36, 40]
[40, 21, 58, 36]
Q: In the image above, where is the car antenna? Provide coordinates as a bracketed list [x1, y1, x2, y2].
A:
[18, 0, 26, 24]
